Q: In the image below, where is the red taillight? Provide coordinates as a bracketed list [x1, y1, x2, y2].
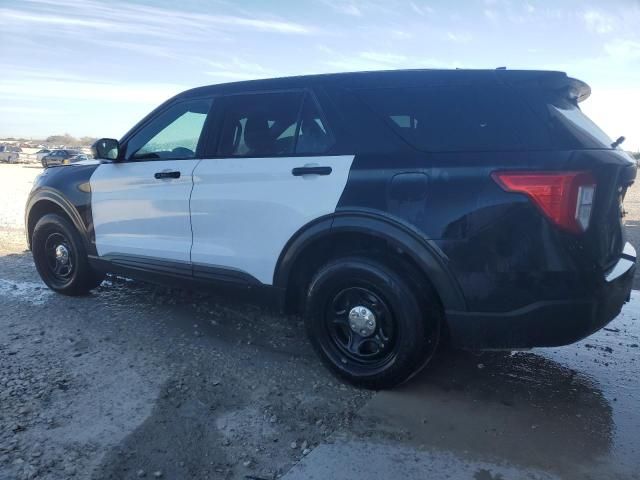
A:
[492, 171, 596, 234]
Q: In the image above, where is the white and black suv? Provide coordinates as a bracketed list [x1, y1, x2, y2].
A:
[26, 69, 636, 388]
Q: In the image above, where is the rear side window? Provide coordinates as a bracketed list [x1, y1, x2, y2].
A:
[357, 85, 550, 152]
[217, 92, 334, 157]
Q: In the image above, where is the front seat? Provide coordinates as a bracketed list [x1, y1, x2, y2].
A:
[244, 115, 275, 156]
[297, 118, 326, 153]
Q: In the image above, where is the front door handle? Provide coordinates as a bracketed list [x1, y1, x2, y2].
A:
[291, 166, 332, 176]
[154, 170, 181, 180]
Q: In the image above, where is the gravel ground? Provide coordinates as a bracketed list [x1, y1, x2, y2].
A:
[1, 163, 639, 480]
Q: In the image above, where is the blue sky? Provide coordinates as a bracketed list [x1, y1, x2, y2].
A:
[1, 0, 639, 150]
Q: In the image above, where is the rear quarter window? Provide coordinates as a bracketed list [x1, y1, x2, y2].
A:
[356, 85, 551, 152]
[518, 88, 613, 150]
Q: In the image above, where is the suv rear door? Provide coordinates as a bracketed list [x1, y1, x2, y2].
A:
[90, 98, 212, 268]
[190, 90, 353, 284]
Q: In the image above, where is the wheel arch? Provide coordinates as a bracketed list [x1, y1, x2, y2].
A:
[26, 190, 92, 253]
[274, 211, 467, 314]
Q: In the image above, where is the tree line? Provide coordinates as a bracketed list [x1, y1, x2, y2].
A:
[44, 134, 98, 147]
[0, 134, 98, 147]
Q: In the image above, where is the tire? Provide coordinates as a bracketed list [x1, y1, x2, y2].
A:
[305, 256, 440, 389]
[31, 213, 103, 295]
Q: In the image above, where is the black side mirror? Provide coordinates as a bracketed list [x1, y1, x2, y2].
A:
[92, 138, 120, 160]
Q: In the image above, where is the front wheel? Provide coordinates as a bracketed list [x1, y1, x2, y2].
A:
[304, 257, 440, 389]
[31, 213, 103, 295]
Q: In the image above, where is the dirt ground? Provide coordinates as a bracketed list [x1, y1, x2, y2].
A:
[1, 163, 639, 480]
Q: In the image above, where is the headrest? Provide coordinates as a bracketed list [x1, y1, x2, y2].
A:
[244, 115, 274, 154]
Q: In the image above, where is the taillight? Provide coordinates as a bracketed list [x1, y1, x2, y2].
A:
[492, 171, 596, 234]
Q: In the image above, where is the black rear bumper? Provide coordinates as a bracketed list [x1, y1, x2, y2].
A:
[446, 243, 636, 349]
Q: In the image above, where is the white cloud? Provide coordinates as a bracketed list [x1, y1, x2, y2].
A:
[446, 31, 472, 43]
[391, 30, 414, 40]
[604, 39, 640, 61]
[204, 57, 277, 82]
[2, 0, 315, 38]
[316, 44, 336, 55]
[359, 51, 408, 65]
[583, 9, 615, 35]
[0, 77, 184, 104]
[484, 9, 498, 21]
[204, 71, 268, 81]
[0, 106, 57, 115]
[320, 0, 362, 16]
[409, 1, 433, 16]
[324, 52, 465, 73]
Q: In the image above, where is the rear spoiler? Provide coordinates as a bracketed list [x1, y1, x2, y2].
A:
[566, 77, 591, 103]
[496, 71, 591, 103]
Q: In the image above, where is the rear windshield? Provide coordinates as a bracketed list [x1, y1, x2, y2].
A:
[357, 83, 612, 152]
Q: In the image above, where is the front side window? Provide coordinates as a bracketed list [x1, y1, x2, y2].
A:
[126, 99, 212, 160]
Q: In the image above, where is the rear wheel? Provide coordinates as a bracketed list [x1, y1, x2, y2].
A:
[32, 213, 103, 295]
[304, 256, 440, 389]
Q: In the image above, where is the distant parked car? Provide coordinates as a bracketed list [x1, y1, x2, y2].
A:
[36, 149, 51, 162]
[41, 149, 82, 167]
[0, 145, 21, 163]
[64, 153, 92, 164]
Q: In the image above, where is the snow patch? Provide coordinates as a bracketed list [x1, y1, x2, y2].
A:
[0, 279, 53, 305]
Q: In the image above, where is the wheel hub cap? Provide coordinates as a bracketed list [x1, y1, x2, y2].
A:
[348, 306, 376, 337]
[55, 244, 70, 265]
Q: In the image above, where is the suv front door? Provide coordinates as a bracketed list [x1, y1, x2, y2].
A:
[90, 98, 212, 269]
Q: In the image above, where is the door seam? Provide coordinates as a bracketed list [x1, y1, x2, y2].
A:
[188, 159, 203, 270]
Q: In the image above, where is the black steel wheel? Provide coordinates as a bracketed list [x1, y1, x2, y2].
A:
[327, 287, 397, 367]
[305, 256, 440, 389]
[43, 232, 75, 286]
[32, 213, 103, 295]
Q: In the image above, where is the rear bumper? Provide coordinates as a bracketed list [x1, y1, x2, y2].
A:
[446, 243, 636, 349]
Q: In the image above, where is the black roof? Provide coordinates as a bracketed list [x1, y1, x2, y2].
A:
[178, 68, 578, 100]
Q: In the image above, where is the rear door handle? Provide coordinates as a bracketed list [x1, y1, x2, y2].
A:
[291, 166, 332, 176]
[154, 170, 181, 179]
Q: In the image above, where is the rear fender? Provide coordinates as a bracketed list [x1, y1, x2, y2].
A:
[274, 211, 467, 313]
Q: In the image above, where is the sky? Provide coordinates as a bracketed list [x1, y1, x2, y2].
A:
[1, 0, 639, 150]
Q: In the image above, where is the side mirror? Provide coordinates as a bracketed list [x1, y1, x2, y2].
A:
[92, 138, 120, 161]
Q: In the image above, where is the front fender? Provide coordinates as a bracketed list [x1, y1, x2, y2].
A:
[25, 188, 95, 254]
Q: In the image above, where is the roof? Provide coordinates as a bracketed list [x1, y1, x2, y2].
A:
[178, 68, 575, 99]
